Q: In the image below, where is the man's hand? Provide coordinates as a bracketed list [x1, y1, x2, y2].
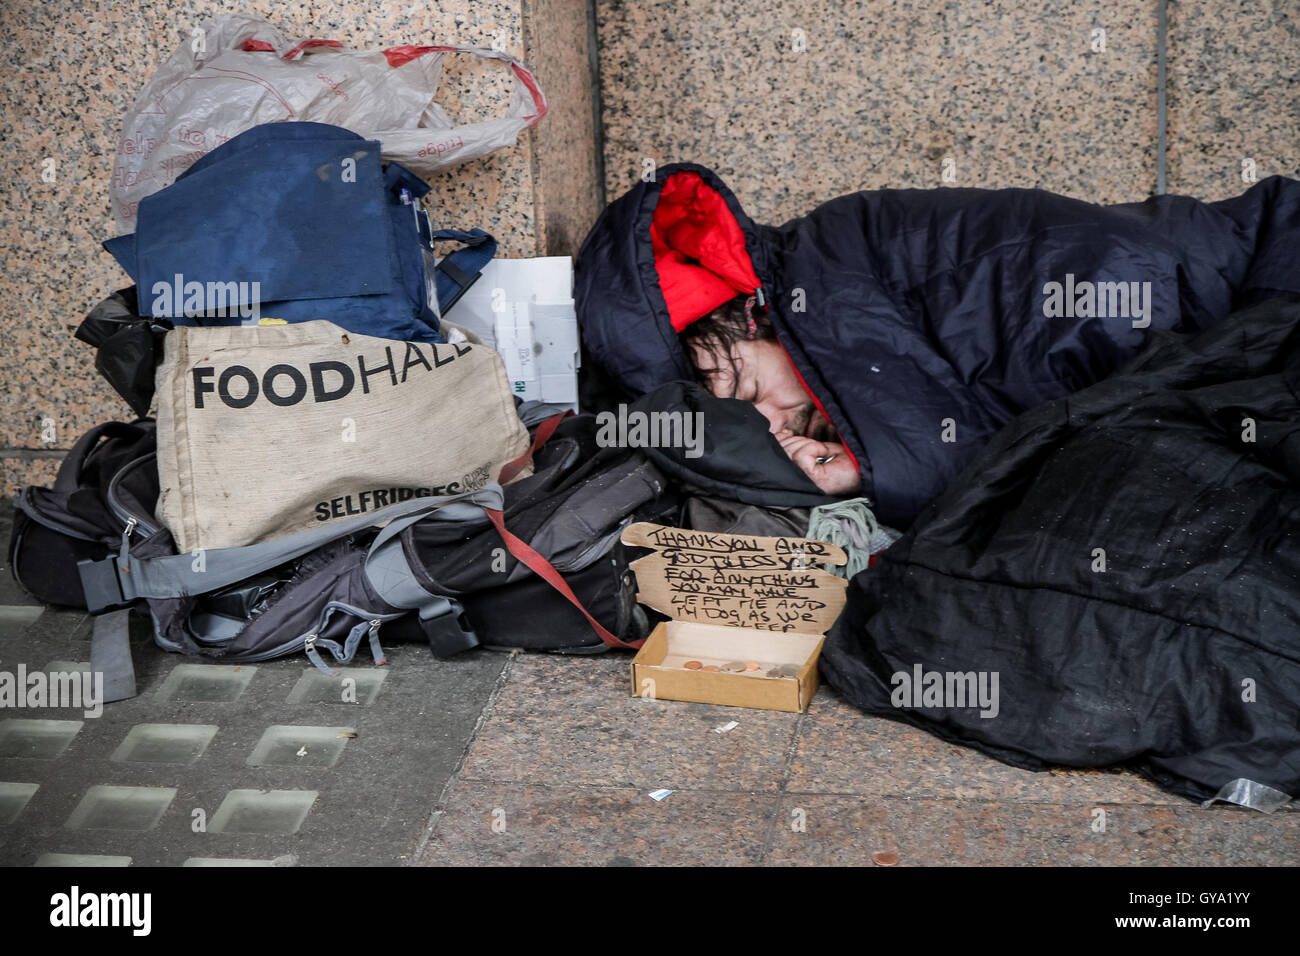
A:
[774, 430, 862, 496]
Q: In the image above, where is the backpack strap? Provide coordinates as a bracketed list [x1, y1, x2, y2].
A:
[498, 410, 571, 484]
[90, 608, 137, 703]
[367, 501, 642, 652]
[491, 411, 638, 648]
[484, 508, 642, 650]
[78, 487, 504, 611]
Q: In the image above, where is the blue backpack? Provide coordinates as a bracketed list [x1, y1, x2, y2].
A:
[104, 121, 494, 343]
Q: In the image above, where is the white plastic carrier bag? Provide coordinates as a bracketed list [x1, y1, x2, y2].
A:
[110, 13, 547, 231]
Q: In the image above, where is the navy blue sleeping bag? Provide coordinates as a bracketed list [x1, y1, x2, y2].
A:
[575, 165, 1300, 526]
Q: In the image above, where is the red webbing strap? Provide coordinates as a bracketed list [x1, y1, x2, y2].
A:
[485, 508, 642, 650]
[497, 411, 571, 485]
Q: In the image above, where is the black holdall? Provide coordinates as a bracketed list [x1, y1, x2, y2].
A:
[405, 411, 678, 655]
[9, 420, 158, 606]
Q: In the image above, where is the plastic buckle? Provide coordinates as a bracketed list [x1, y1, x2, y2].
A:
[77, 556, 129, 613]
[419, 600, 480, 658]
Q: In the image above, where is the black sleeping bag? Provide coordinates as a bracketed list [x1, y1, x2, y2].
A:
[576, 165, 1300, 527]
[820, 296, 1300, 804]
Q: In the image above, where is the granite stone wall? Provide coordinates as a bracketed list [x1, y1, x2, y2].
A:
[596, 0, 1297, 220]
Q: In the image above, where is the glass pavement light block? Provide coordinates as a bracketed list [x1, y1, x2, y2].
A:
[0, 719, 83, 758]
[0, 606, 43, 631]
[65, 785, 177, 831]
[0, 782, 39, 823]
[36, 854, 132, 867]
[112, 724, 219, 765]
[287, 667, 387, 706]
[209, 790, 318, 835]
[247, 726, 356, 768]
[157, 664, 256, 702]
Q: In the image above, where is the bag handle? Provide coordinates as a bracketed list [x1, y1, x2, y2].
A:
[240, 37, 344, 58]
[498, 410, 571, 484]
[239, 37, 547, 126]
[382, 45, 547, 125]
[430, 228, 497, 316]
[489, 411, 640, 650]
[485, 508, 641, 650]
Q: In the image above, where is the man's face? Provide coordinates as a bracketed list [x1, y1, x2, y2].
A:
[689, 336, 835, 441]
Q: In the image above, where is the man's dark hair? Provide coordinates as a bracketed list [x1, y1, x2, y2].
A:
[680, 294, 775, 396]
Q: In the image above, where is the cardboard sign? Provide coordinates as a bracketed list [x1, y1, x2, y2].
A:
[620, 522, 849, 634]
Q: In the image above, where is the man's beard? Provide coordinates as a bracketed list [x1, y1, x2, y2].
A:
[788, 404, 836, 443]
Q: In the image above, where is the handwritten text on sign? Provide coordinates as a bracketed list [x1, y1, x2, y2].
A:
[620, 522, 849, 634]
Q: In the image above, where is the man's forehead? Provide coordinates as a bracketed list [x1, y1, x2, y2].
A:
[688, 339, 740, 394]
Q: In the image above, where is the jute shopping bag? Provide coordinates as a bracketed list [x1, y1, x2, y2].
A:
[155, 320, 529, 552]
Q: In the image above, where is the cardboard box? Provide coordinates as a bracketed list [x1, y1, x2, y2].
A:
[631, 621, 823, 713]
[621, 522, 848, 713]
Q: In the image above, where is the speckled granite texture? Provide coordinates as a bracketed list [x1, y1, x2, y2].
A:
[0, 0, 599, 494]
[416, 655, 1300, 865]
[525, 0, 604, 255]
[597, 0, 1161, 223]
[597, 0, 1298, 220]
[1167, 0, 1299, 198]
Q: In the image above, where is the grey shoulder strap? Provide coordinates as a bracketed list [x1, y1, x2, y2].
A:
[90, 608, 137, 703]
[79, 486, 503, 611]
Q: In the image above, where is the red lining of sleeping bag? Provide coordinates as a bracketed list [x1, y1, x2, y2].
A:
[652, 172, 760, 331]
[782, 350, 861, 473]
[651, 171, 860, 478]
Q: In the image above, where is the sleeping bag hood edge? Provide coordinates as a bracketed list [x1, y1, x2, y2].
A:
[574, 163, 771, 394]
[573, 163, 873, 505]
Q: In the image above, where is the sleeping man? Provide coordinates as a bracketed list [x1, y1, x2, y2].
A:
[680, 294, 863, 497]
[575, 164, 1300, 526]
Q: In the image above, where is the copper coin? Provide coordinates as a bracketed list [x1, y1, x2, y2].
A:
[683, 660, 703, 670]
[872, 851, 900, 867]
[744, 661, 761, 671]
[702, 665, 721, 672]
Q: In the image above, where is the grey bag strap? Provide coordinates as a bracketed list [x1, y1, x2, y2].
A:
[79, 486, 504, 610]
[90, 608, 136, 703]
[362, 496, 489, 657]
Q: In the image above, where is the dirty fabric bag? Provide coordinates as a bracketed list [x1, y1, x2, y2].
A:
[154, 320, 529, 552]
[105, 122, 447, 344]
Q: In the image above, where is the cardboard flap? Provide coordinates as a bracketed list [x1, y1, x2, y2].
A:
[620, 521, 849, 634]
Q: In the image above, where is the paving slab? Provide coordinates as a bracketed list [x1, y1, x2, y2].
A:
[457, 653, 801, 791]
[763, 795, 1300, 866]
[420, 781, 779, 867]
[790, 689, 1178, 806]
[0, 604, 508, 866]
